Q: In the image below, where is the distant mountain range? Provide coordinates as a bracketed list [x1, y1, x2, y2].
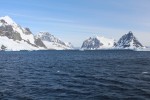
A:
[81, 31, 145, 50]
[0, 16, 148, 51]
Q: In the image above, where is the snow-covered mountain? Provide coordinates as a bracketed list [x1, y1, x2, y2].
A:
[115, 31, 144, 49]
[0, 16, 73, 51]
[81, 36, 115, 50]
[81, 32, 145, 50]
[0, 16, 146, 51]
[0, 16, 46, 51]
[35, 32, 73, 50]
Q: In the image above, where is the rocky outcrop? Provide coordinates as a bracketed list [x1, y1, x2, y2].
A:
[81, 37, 103, 49]
[0, 24, 22, 41]
[1, 45, 7, 50]
[34, 37, 47, 48]
[23, 28, 32, 35]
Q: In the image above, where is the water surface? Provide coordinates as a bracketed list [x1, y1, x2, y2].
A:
[0, 50, 150, 100]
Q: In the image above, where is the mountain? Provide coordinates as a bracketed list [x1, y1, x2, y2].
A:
[0, 16, 73, 51]
[0, 16, 46, 51]
[115, 31, 144, 49]
[0, 16, 146, 51]
[81, 36, 115, 50]
[35, 32, 73, 50]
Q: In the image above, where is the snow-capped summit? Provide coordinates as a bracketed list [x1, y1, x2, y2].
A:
[0, 16, 36, 44]
[35, 32, 73, 50]
[0, 16, 46, 51]
[115, 31, 144, 49]
[36, 32, 65, 44]
[81, 35, 115, 50]
[0, 16, 17, 26]
[0, 16, 74, 51]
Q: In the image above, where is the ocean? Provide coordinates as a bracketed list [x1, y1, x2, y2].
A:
[0, 50, 150, 100]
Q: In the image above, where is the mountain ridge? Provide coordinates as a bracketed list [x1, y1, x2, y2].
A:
[81, 31, 145, 50]
[35, 32, 73, 50]
[0, 16, 148, 51]
[0, 16, 73, 51]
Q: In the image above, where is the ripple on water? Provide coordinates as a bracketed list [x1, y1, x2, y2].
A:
[0, 50, 150, 100]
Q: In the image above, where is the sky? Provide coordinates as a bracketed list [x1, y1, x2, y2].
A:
[0, 0, 150, 47]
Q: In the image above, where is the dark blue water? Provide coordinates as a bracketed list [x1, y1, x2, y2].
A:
[0, 50, 150, 100]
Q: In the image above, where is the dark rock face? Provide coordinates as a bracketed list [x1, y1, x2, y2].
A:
[81, 37, 103, 49]
[34, 37, 47, 48]
[0, 19, 7, 24]
[22, 39, 37, 47]
[0, 25, 22, 41]
[1, 45, 7, 50]
[23, 28, 32, 35]
[115, 31, 143, 48]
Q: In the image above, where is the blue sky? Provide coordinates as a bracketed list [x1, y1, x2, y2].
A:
[0, 0, 150, 47]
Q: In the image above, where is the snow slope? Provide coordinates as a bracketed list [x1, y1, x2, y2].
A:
[35, 32, 73, 50]
[96, 36, 115, 48]
[0, 36, 43, 51]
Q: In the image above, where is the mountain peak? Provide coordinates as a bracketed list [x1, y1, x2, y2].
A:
[128, 31, 133, 34]
[35, 32, 73, 50]
[0, 16, 17, 25]
[91, 34, 105, 39]
[115, 31, 144, 48]
[81, 35, 115, 50]
[127, 31, 133, 36]
[38, 32, 52, 36]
